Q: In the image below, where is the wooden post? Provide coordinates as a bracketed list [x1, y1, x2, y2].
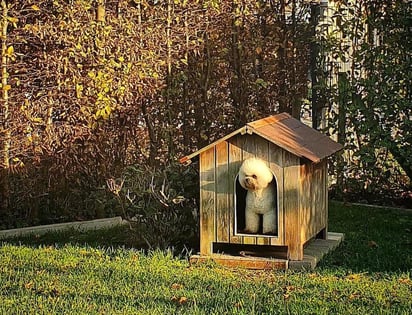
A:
[199, 148, 215, 255]
[283, 151, 303, 261]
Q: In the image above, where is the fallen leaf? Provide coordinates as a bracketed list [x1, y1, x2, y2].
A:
[24, 282, 34, 289]
[368, 240, 378, 248]
[349, 292, 361, 300]
[171, 283, 183, 290]
[234, 301, 243, 308]
[399, 278, 411, 285]
[346, 273, 362, 281]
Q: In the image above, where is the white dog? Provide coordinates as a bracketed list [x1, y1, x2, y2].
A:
[238, 157, 276, 234]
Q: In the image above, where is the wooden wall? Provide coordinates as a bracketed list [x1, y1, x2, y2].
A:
[199, 134, 285, 255]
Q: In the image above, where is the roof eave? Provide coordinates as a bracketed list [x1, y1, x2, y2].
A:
[179, 126, 247, 165]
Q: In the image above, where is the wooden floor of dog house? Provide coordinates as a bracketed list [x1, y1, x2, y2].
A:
[190, 232, 344, 270]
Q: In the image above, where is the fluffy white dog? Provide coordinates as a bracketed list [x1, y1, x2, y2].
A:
[238, 157, 276, 234]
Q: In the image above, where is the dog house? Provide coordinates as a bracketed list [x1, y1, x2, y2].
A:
[180, 113, 343, 266]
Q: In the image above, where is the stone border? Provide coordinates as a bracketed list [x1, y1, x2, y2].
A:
[0, 217, 127, 240]
[289, 232, 344, 270]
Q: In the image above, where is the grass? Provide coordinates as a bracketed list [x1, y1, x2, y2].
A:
[0, 202, 411, 314]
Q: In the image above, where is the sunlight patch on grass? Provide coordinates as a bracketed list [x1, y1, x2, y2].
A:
[1, 202, 411, 314]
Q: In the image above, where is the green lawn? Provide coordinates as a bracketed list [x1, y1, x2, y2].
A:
[0, 202, 411, 314]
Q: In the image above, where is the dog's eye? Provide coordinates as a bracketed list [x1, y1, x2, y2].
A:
[252, 174, 257, 179]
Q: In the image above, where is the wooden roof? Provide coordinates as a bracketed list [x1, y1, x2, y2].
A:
[180, 113, 343, 164]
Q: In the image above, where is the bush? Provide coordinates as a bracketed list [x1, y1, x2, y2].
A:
[106, 162, 199, 251]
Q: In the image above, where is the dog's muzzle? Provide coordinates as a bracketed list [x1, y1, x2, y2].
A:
[244, 178, 256, 190]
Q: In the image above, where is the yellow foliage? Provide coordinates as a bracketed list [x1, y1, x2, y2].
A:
[6, 46, 14, 57]
[2, 84, 11, 91]
[7, 17, 18, 24]
[76, 83, 83, 98]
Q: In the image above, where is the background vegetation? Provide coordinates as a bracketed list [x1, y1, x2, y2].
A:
[0, 0, 410, 239]
[317, 0, 411, 207]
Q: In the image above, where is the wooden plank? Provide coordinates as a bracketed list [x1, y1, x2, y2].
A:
[240, 134, 257, 245]
[199, 148, 216, 255]
[254, 136, 270, 161]
[312, 160, 327, 239]
[228, 136, 242, 244]
[190, 254, 288, 270]
[300, 162, 313, 244]
[216, 141, 230, 243]
[269, 143, 284, 246]
[320, 160, 328, 239]
[283, 151, 303, 260]
[300, 160, 329, 244]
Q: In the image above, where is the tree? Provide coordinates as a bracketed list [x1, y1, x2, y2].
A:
[318, 0, 411, 203]
[0, 0, 11, 211]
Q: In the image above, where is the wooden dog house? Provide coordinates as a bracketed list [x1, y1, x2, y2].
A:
[180, 113, 343, 266]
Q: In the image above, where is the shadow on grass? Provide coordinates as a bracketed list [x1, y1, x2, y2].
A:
[1, 224, 146, 250]
[1, 223, 198, 257]
[318, 201, 412, 273]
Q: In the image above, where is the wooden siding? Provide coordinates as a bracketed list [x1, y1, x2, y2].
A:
[300, 160, 328, 244]
[197, 129, 331, 261]
[216, 141, 230, 243]
[199, 134, 285, 254]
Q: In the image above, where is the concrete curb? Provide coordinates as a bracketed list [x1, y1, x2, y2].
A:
[0, 217, 128, 240]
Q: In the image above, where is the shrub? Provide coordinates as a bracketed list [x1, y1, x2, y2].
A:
[106, 162, 199, 251]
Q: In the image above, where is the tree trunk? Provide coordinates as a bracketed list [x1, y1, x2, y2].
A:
[0, 0, 10, 211]
[230, 0, 247, 126]
[310, 3, 321, 129]
[165, 0, 174, 159]
[335, 72, 349, 198]
[277, 0, 288, 115]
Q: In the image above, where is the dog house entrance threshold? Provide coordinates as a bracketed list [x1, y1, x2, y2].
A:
[212, 243, 288, 260]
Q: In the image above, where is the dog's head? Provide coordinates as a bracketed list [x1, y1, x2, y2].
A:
[238, 157, 273, 191]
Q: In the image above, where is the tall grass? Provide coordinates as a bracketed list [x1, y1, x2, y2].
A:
[0, 202, 411, 314]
